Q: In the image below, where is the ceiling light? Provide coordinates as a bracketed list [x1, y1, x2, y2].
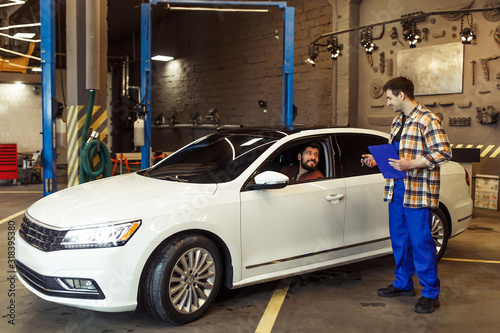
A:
[360, 28, 375, 55]
[167, 5, 268, 13]
[460, 14, 476, 44]
[14, 32, 35, 39]
[0, 23, 41, 31]
[0, 32, 40, 42]
[0, 1, 25, 8]
[326, 36, 341, 60]
[31, 67, 42, 72]
[151, 55, 174, 62]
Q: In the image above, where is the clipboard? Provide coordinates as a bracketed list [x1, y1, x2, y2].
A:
[368, 144, 407, 179]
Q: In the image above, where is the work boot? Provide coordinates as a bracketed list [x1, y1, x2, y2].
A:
[377, 284, 416, 297]
[415, 297, 440, 313]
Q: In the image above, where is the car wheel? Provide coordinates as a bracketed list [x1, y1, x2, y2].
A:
[432, 208, 449, 261]
[142, 234, 222, 325]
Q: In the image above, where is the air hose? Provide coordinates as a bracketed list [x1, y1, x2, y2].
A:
[79, 89, 112, 183]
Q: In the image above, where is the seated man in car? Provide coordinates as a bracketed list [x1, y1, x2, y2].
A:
[280, 142, 324, 181]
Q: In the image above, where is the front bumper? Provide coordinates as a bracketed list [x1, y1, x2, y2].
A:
[15, 230, 148, 312]
[15, 260, 105, 300]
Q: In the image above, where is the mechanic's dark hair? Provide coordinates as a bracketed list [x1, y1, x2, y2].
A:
[298, 141, 321, 155]
[383, 76, 415, 100]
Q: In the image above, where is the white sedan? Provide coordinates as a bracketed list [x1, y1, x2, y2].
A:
[15, 127, 473, 324]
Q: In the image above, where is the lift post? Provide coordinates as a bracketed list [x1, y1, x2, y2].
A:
[282, 5, 294, 130]
[41, 0, 57, 196]
[141, 3, 152, 169]
[141, 0, 295, 168]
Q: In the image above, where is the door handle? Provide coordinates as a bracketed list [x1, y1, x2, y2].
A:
[325, 194, 345, 203]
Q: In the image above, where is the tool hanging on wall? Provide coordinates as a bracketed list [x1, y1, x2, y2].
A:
[477, 106, 499, 124]
[471, 60, 476, 85]
[439, 101, 455, 107]
[367, 53, 373, 67]
[494, 26, 500, 46]
[369, 78, 385, 99]
[386, 58, 393, 76]
[449, 117, 472, 126]
[458, 102, 472, 108]
[389, 27, 404, 46]
[422, 27, 429, 40]
[379, 52, 385, 74]
[432, 30, 446, 38]
[479, 55, 499, 81]
[483, 0, 500, 22]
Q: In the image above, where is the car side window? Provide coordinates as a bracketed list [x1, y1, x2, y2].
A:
[258, 138, 332, 183]
[334, 133, 387, 177]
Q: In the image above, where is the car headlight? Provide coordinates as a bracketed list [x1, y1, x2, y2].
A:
[61, 220, 141, 249]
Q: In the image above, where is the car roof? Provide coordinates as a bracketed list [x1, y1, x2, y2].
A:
[215, 125, 351, 139]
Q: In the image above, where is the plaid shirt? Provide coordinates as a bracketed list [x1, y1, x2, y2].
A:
[384, 105, 452, 208]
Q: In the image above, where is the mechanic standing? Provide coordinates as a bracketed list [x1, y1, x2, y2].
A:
[361, 76, 452, 314]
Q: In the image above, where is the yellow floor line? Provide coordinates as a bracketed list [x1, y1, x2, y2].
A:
[442, 257, 500, 264]
[255, 280, 291, 333]
[0, 191, 43, 194]
[0, 210, 25, 225]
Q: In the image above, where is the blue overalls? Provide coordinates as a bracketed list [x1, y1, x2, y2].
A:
[389, 140, 440, 299]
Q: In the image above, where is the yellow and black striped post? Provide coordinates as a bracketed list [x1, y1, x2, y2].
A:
[66, 104, 109, 187]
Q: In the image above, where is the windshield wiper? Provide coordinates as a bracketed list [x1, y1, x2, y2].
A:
[158, 175, 188, 182]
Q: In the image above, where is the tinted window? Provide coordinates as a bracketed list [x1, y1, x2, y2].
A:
[143, 134, 277, 183]
[335, 133, 387, 177]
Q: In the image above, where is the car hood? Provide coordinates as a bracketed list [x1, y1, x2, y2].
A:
[26, 173, 218, 229]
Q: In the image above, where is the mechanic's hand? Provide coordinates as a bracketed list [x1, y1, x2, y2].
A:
[388, 158, 412, 171]
[361, 154, 376, 167]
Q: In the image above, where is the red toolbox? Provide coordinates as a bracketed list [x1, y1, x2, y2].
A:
[0, 144, 18, 180]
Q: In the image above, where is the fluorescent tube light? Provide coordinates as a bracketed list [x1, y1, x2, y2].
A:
[151, 55, 174, 62]
[14, 32, 35, 39]
[168, 6, 268, 12]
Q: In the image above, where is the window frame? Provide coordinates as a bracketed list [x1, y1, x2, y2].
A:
[242, 135, 335, 191]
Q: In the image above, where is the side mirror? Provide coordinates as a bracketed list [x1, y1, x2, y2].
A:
[247, 171, 289, 190]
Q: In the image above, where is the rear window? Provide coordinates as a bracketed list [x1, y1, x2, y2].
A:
[335, 133, 387, 177]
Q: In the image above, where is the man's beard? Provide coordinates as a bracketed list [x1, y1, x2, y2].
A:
[301, 159, 317, 172]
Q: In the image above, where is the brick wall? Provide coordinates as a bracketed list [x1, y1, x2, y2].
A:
[150, 0, 334, 132]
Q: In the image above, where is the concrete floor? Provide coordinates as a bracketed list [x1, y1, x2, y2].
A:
[1, 183, 499, 333]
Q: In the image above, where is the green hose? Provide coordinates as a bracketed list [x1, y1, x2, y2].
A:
[79, 90, 112, 183]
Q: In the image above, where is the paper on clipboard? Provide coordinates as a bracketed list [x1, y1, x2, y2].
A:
[368, 144, 407, 179]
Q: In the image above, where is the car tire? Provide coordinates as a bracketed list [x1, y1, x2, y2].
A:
[432, 207, 449, 261]
[142, 234, 222, 325]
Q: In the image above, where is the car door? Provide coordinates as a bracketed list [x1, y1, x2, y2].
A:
[239, 137, 346, 280]
[334, 133, 392, 257]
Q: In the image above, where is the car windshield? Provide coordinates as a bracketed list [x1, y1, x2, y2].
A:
[142, 133, 279, 183]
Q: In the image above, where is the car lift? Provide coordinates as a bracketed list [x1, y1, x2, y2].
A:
[41, 0, 57, 196]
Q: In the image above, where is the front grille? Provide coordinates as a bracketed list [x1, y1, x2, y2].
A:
[19, 215, 67, 252]
[15, 260, 105, 300]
